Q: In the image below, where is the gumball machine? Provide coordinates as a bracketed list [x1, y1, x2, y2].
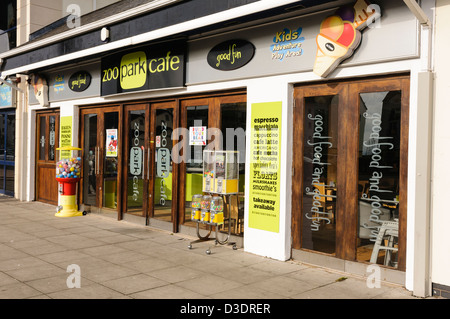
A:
[200, 194, 212, 222]
[55, 146, 84, 217]
[210, 196, 224, 225]
[191, 194, 202, 221]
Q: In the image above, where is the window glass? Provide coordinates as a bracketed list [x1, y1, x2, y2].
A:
[357, 91, 401, 268]
[302, 96, 338, 254]
[221, 102, 246, 235]
[48, 116, 55, 161]
[127, 110, 145, 212]
[184, 105, 208, 224]
[39, 116, 46, 161]
[154, 108, 174, 221]
[103, 112, 119, 209]
[0, 114, 4, 160]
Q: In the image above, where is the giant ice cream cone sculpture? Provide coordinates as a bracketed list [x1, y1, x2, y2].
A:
[313, 0, 380, 78]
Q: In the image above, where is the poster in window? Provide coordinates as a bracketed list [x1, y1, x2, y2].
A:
[106, 129, 118, 157]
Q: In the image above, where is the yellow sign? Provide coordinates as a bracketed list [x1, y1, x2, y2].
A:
[248, 102, 282, 233]
[60, 116, 72, 158]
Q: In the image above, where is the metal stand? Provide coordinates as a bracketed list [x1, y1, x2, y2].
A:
[187, 194, 237, 254]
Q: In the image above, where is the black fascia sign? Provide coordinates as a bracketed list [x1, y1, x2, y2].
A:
[101, 42, 185, 96]
[68, 71, 92, 92]
[207, 39, 255, 71]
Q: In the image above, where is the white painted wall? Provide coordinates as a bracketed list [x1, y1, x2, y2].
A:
[431, 0, 450, 289]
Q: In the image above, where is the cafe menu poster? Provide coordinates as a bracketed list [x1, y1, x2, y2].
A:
[248, 101, 282, 233]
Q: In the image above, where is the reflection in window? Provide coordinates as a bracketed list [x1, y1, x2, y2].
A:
[127, 110, 145, 212]
[357, 91, 401, 268]
[48, 116, 55, 161]
[184, 105, 208, 225]
[39, 117, 46, 161]
[302, 96, 338, 254]
[154, 108, 174, 222]
[103, 112, 119, 209]
[0, 114, 4, 160]
[221, 102, 246, 236]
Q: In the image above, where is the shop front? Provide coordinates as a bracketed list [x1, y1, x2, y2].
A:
[1, 0, 435, 294]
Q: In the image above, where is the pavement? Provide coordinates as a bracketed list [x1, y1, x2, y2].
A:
[0, 194, 437, 303]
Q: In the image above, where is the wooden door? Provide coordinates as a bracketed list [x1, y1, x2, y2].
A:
[36, 111, 60, 205]
[179, 93, 246, 233]
[148, 101, 179, 232]
[292, 76, 409, 271]
[80, 106, 122, 218]
[122, 103, 150, 218]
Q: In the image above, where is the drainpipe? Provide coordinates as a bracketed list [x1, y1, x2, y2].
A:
[403, 0, 434, 298]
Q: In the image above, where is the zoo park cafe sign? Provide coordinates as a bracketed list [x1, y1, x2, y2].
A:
[101, 42, 185, 96]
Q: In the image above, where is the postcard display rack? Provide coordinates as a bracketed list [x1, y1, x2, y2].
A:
[188, 150, 239, 254]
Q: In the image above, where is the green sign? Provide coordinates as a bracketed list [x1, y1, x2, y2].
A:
[248, 102, 282, 233]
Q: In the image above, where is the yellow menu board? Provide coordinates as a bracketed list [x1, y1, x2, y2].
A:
[60, 116, 72, 158]
[248, 102, 282, 233]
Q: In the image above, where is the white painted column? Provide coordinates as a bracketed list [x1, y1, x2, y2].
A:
[243, 77, 292, 261]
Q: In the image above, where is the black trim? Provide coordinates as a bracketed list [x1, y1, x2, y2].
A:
[1, 0, 339, 73]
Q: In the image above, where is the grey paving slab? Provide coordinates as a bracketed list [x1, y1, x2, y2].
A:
[129, 284, 206, 299]
[150, 265, 204, 284]
[0, 282, 43, 299]
[175, 274, 244, 296]
[102, 273, 169, 294]
[0, 195, 433, 301]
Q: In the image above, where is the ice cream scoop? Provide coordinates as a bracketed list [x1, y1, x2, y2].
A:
[314, 16, 361, 78]
[313, 0, 380, 78]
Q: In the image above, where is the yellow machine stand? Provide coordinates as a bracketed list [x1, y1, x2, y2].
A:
[56, 193, 83, 217]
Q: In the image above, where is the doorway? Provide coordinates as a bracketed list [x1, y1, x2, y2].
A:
[179, 93, 247, 236]
[291, 76, 409, 271]
[80, 106, 121, 217]
[36, 110, 59, 205]
[0, 110, 15, 196]
[80, 102, 179, 231]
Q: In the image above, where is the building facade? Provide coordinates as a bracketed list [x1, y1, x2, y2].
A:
[0, 0, 445, 298]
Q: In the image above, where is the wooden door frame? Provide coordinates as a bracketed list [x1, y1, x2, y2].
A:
[79, 105, 122, 219]
[178, 92, 246, 227]
[121, 103, 150, 218]
[149, 100, 179, 233]
[292, 75, 409, 271]
[35, 109, 60, 205]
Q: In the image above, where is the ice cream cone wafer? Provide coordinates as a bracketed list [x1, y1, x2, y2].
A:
[314, 51, 343, 78]
[314, 35, 349, 77]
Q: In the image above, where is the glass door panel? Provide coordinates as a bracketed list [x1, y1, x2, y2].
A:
[184, 104, 209, 226]
[220, 101, 246, 236]
[153, 108, 174, 222]
[126, 109, 146, 213]
[357, 90, 402, 268]
[82, 113, 98, 206]
[103, 111, 119, 209]
[302, 95, 338, 254]
[80, 107, 121, 217]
